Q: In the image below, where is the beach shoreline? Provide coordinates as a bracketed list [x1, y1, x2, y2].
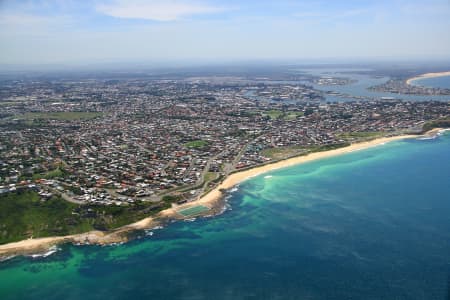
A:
[406, 71, 450, 86]
[0, 131, 443, 259]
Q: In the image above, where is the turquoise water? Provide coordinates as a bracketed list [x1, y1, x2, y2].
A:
[412, 75, 450, 89]
[1, 133, 450, 299]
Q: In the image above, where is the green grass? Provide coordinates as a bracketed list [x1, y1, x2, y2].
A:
[162, 195, 183, 203]
[204, 172, 218, 183]
[284, 112, 304, 120]
[185, 140, 208, 148]
[422, 119, 450, 133]
[261, 110, 303, 121]
[262, 110, 284, 120]
[261, 143, 351, 160]
[261, 146, 307, 160]
[0, 191, 171, 245]
[177, 205, 210, 217]
[306, 143, 351, 152]
[32, 167, 67, 180]
[0, 191, 89, 244]
[14, 112, 103, 121]
[336, 131, 385, 140]
[0, 102, 19, 106]
[46, 168, 65, 178]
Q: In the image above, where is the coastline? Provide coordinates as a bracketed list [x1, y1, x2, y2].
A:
[406, 71, 450, 86]
[0, 132, 436, 259]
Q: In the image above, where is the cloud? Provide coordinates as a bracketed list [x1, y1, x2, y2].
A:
[96, 0, 227, 21]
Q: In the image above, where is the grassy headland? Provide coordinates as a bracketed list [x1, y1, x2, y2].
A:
[0, 190, 171, 245]
[422, 119, 450, 133]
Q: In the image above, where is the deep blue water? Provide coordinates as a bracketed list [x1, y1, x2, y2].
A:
[1, 132, 450, 300]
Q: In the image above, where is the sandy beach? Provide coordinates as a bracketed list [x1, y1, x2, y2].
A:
[406, 71, 450, 86]
[0, 133, 425, 258]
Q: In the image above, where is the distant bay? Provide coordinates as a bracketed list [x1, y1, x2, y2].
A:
[1, 132, 450, 300]
[306, 69, 450, 102]
[411, 75, 450, 89]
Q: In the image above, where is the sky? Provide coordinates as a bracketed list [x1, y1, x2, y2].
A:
[0, 0, 450, 66]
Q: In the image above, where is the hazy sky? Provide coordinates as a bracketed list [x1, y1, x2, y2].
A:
[1, 0, 450, 65]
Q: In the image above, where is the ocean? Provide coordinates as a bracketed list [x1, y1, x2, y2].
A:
[1, 132, 449, 300]
[411, 75, 450, 90]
